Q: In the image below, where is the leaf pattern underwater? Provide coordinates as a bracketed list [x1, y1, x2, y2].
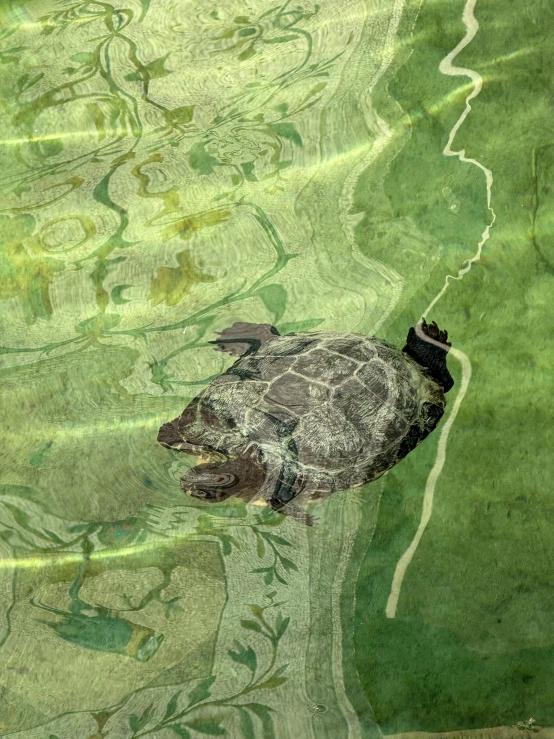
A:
[0, 0, 402, 735]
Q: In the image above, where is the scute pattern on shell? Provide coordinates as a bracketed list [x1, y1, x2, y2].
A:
[178, 331, 445, 499]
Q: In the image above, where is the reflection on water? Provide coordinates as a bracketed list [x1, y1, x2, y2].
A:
[1, 0, 551, 736]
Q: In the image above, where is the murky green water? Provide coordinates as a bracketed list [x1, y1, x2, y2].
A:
[0, 0, 552, 737]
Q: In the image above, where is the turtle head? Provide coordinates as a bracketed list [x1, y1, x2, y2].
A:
[181, 452, 266, 504]
[402, 319, 454, 393]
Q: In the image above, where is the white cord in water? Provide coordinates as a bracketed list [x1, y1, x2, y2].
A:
[386, 346, 471, 618]
[386, 0, 495, 618]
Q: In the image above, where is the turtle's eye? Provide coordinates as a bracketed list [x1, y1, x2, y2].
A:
[215, 473, 237, 487]
[192, 472, 237, 488]
[191, 489, 216, 500]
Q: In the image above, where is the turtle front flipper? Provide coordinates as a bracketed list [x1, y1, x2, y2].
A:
[157, 418, 199, 454]
[274, 501, 318, 526]
[267, 463, 318, 525]
[209, 322, 280, 357]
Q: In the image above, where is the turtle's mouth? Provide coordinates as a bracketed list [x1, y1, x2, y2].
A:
[190, 489, 217, 500]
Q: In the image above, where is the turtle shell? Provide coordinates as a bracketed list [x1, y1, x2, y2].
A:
[177, 331, 446, 496]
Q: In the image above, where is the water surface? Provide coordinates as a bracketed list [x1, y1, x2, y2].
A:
[0, 0, 552, 737]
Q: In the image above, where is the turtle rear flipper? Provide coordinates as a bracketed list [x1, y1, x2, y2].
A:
[209, 322, 280, 357]
[402, 319, 454, 393]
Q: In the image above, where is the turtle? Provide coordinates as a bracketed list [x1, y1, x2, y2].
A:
[158, 318, 454, 525]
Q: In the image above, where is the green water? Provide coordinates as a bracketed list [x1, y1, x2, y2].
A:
[0, 0, 552, 737]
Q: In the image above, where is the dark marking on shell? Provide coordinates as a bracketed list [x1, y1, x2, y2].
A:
[355, 360, 393, 405]
[294, 405, 364, 466]
[265, 372, 330, 409]
[324, 337, 376, 363]
[332, 377, 390, 438]
[294, 349, 359, 386]
[394, 402, 444, 462]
